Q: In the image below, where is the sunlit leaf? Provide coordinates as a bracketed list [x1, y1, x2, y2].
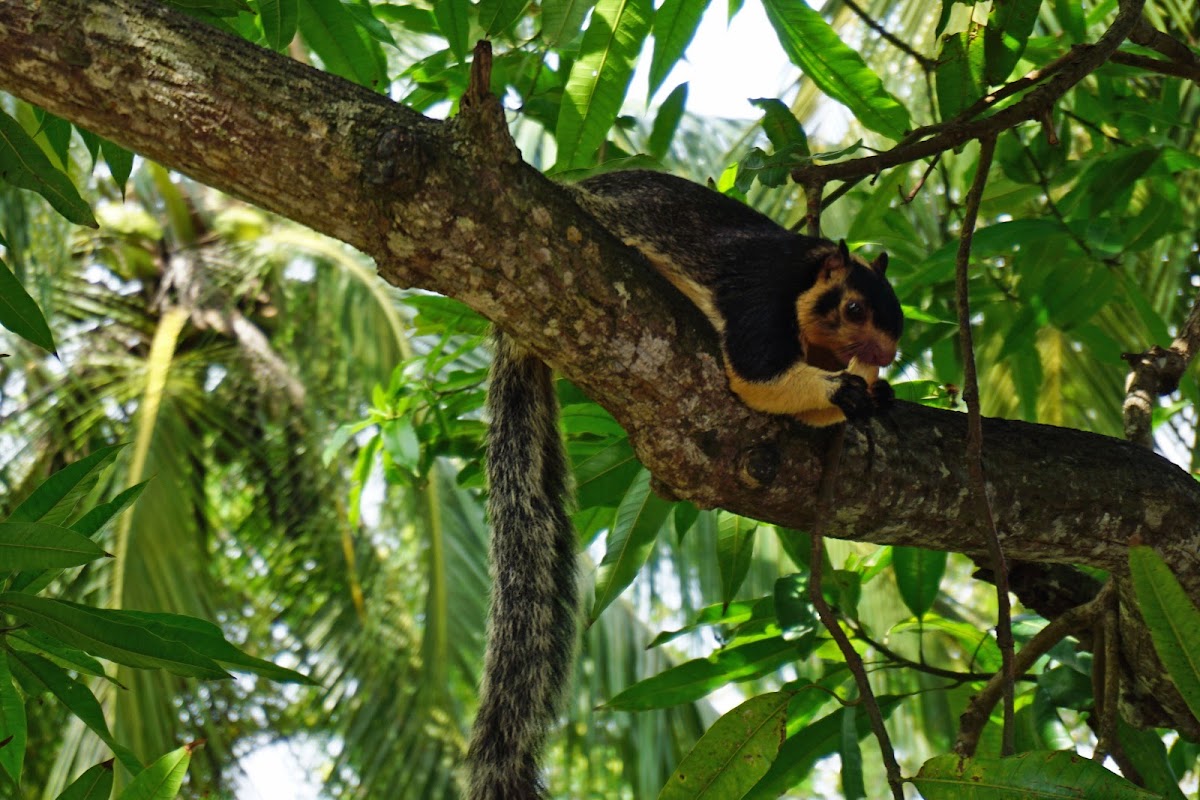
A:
[760, 0, 909, 139]
[658, 692, 789, 799]
[0, 109, 97, 227]
[648, 0, 709, 97]
[591, 468, 672, 620]
[984, 0, 1041, 84]
[606, 637, 797, 710]
[115, 743, 195, 800]
[54, 761, 114, 800]
[914, 751, 1160, 799]
[554, 0, 653, 170]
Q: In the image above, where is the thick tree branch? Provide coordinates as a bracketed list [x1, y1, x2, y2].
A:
[2, 0, 1200, 737]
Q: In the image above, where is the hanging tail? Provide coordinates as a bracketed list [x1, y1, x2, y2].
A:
[466, 331, 578, 799]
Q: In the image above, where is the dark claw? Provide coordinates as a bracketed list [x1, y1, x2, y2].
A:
[871, 378, 894, 409]
[828, 373, 873, 421]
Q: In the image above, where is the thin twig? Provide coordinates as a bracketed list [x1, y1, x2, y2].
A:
[1109, 51, 1200, 81]
[1020, 143, 1096, 259]
[953, 134, 1017, 756]
[901, 155, 940, 204]
[790, 0, 1146, 187]
[842, 0, 935, 70]
[954, 582, 1114, 756]
[1093, 585, 1120, 761]
[851, 622, 1038, 684]
[809, 429, 905, 800]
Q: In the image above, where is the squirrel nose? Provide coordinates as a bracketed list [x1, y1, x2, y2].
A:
[861, 342, 898, 367]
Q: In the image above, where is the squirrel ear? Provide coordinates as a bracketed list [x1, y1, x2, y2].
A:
[820, 240, 850, 280]
[872, 251, 889, 276]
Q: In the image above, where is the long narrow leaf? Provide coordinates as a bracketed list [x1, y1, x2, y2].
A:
[554, 0, 653, 170]
[0, 521, 110, 570]
[914, 751, 1160, 799]
[0, 257, 55, 352]
[0, 593, 231, 680]
[760, 0, 909, 139]
[590, 468, 672, 620]
[648, 0, 709, 97]
[8, 650, 142, 774]
[0, 109, 96, 227]
[1129, 546, 1200, 722]
[7, 443, 125, 526]
[606, 636, 797, 710]
[115, 743, 195, 800]
[0, 654, 27, 786]
[55, 761, 114, 800]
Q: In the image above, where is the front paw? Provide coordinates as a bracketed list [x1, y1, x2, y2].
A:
[827, 372, 872, 421]
[871, 378, 894, 409]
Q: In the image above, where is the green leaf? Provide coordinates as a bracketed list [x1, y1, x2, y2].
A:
[8, 629, 112, 682]
[54, 761, 114, 800]
[590, 469, 671, 620]
[773, 574, 818, 642]
[936, 25, 986, 121]
[0, 110, 97, 227]
[648, 0, 709, 97]
[115, 743, 194, 800]
[0, 257, 56, 352]
[114, 609, 315, 684]
[657, 692, 790, 799]
[745, 696, 903, 799]
[10, 481, 146, 595]
[0, 593, 231, 680]
[914, 751, 1161, 799]
[433, 0, 471, 60]
[478, 0, 529, 35]
[717, 513, 757, 610]
[69, 481, 149, 538]
[541, 0, 597, 46]
[984, 0, 1042, 84]
[839, 706, 866, 800]
[0, 522, 109, 570]
[257, 0, 299, 49]
[606, 637, 797, 710]
[1116, 718, 1188, 800]
[297, 0, 386, 89]
[8, 650, 142, 774]
[749, 98, 810, 154]
[649, 83, 688, 161]
[382, 417, 422, 475]
[0, 654, 27, 786]
[892, 546, 947, 618]
[890, 616, 1002, 671]
[1129, 546, 1200, 723]
[7, 444, 125, 526]
[101, 139, 134, 199]
[553, 0, 653, 171]
[760, 0, 909, 140]
[571, 436, 639, 509]
[648, 599, 761, 648]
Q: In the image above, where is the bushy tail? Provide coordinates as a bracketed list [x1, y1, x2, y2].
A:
[466, 332, 578, 800]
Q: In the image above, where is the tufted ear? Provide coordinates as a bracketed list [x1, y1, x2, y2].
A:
[871, 251, 889, 276]
[820, 240, 851, 281]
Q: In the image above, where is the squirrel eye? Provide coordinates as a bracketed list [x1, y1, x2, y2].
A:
[845, 301, 867, 323]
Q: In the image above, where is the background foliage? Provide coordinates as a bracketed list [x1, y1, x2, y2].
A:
[1, 0, 1199, 798]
